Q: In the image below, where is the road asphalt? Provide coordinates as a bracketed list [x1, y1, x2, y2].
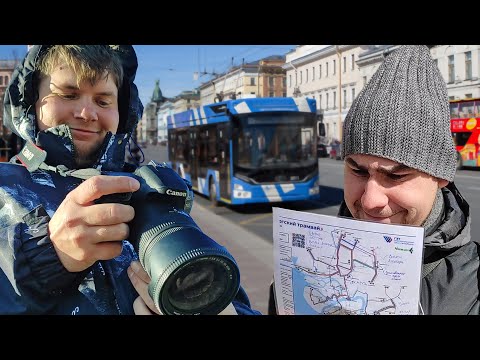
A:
[190, 201, 274, 315]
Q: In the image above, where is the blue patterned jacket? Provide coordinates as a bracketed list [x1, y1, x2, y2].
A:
[0, 45, 259, 315]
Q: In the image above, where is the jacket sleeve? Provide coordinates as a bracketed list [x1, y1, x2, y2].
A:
[0, 205, 88, 314]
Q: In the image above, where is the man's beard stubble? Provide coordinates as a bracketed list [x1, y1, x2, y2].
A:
[74, 140, 104, 168]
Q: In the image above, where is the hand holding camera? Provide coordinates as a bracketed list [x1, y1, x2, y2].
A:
[115, 162, 241, 315]
[50, 161, 241, 315]
[48, 175, 140, 273]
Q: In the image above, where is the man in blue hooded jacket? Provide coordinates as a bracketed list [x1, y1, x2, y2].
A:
[0, 45, 259, 315]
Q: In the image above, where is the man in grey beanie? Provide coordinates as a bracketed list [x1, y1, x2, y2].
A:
[338, 45, 480, 314]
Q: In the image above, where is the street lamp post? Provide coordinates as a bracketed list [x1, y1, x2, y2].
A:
[336, 45, 342, 141]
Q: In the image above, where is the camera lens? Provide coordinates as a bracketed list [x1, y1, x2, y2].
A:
[127, 164, 241, 315]
[165, 257, 230, 313]
[141, 226, 240, 315]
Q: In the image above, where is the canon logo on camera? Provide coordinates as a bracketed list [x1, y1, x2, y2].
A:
[166, 189, 187, 197]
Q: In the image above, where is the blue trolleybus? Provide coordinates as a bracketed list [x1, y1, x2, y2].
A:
[167, 97, 320, 205]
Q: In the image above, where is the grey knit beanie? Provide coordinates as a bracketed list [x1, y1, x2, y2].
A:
[342, 45, 456, 182]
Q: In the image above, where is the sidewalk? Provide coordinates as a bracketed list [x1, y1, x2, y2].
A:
[190, 202, 274, 315]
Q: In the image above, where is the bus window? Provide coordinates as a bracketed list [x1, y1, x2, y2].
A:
[459, 101, 474, 118]
[207, 129, 218, 164]
[475, 100, 480, 117]
[450, 102, 459, 119]
[174, 130, 189, 162]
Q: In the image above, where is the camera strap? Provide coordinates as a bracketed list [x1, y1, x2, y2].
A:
[15, 141, 102, 180]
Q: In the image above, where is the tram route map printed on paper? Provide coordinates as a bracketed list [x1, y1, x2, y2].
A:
[272, 208, 425, 315]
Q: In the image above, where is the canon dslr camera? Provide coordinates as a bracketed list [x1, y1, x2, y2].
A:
[102, 161, 240, 315]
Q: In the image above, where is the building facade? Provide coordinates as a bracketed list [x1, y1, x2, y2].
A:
[431, 45, 480, 100]
[285, 44, 480, 142]
[198, 55, 286, 106]
[157, 100, 175, 143]
[285, 45, 368, 141]
[156, 90, 201, 143]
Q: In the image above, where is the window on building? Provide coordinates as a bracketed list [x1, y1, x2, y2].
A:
[5, 76, 8, 84]
[289, 75, 292, 88]
[295, 73, 298, 86]
[343, 89, 347, 108]
[351, 87, 356, 103]
[319, 94, 322, 109]
[319, 64, 322, 78]
[333, 91, 336, 109]
[269, 91, 274, 97]
[0, 77, 3, 86]
[269, 77, 274, 87]
[465, 51, 472, 80]
[326, 93, 329, 110]
[312, 66, 315, 80]
[306, 69, 309, 83]
[250, 77, 256, 86]
[343, 56, 346, 72]
[283, 77, 286, 87]
[351, 54, 355, 70]
[448, 55, 455, 83]
[282, 91, 286, 97]
[333, 60, 336, 75]
[326, 62, 329, 77]
[466, 93, 473, 99]
[300, 71, 303, 84]
[449, 96, 455, 101]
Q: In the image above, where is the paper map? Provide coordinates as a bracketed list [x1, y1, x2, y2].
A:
[273, 208, 424, 315]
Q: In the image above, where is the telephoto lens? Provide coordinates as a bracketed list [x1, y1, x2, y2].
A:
[126, 162, 240, 315]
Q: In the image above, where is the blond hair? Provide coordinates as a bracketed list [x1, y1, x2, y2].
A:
[36, 45, 123, 88]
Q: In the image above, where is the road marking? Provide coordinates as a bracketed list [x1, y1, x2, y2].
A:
[252, 222, 276, 227]
[239, 213, 272, 225]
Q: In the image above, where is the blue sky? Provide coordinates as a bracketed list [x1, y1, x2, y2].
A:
[0, 45, 295, 106]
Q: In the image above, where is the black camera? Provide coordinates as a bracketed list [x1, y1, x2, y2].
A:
[100, 161, 240, 315]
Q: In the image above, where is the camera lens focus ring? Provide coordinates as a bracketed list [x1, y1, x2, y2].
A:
[152, 247, 240, 315]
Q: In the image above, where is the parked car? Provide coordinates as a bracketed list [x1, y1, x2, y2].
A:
[329, 140, 342, 160]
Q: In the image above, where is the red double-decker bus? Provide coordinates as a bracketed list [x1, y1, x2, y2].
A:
[450, 98, 480, 169]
